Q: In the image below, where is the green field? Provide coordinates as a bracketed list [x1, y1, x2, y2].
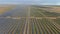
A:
[0, 5, 60, 34]
[30, 6, 60, 34]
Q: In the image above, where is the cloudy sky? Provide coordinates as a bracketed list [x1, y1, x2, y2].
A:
[0, 0, 60, 5]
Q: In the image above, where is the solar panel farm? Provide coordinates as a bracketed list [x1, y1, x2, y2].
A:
[0, 5, 60, 34]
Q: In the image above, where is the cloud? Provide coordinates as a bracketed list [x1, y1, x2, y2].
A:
[0, 0, 60, 5]
[40, 3, 55, 5]
[41, 2, 60, 5]
[55, 3, 60, 5]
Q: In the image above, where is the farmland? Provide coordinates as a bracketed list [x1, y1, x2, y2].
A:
[0, 5, 15, 14]
[0, 5, 60, 34]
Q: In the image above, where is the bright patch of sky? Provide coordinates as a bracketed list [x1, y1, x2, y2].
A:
[0, 0, 60, 5]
